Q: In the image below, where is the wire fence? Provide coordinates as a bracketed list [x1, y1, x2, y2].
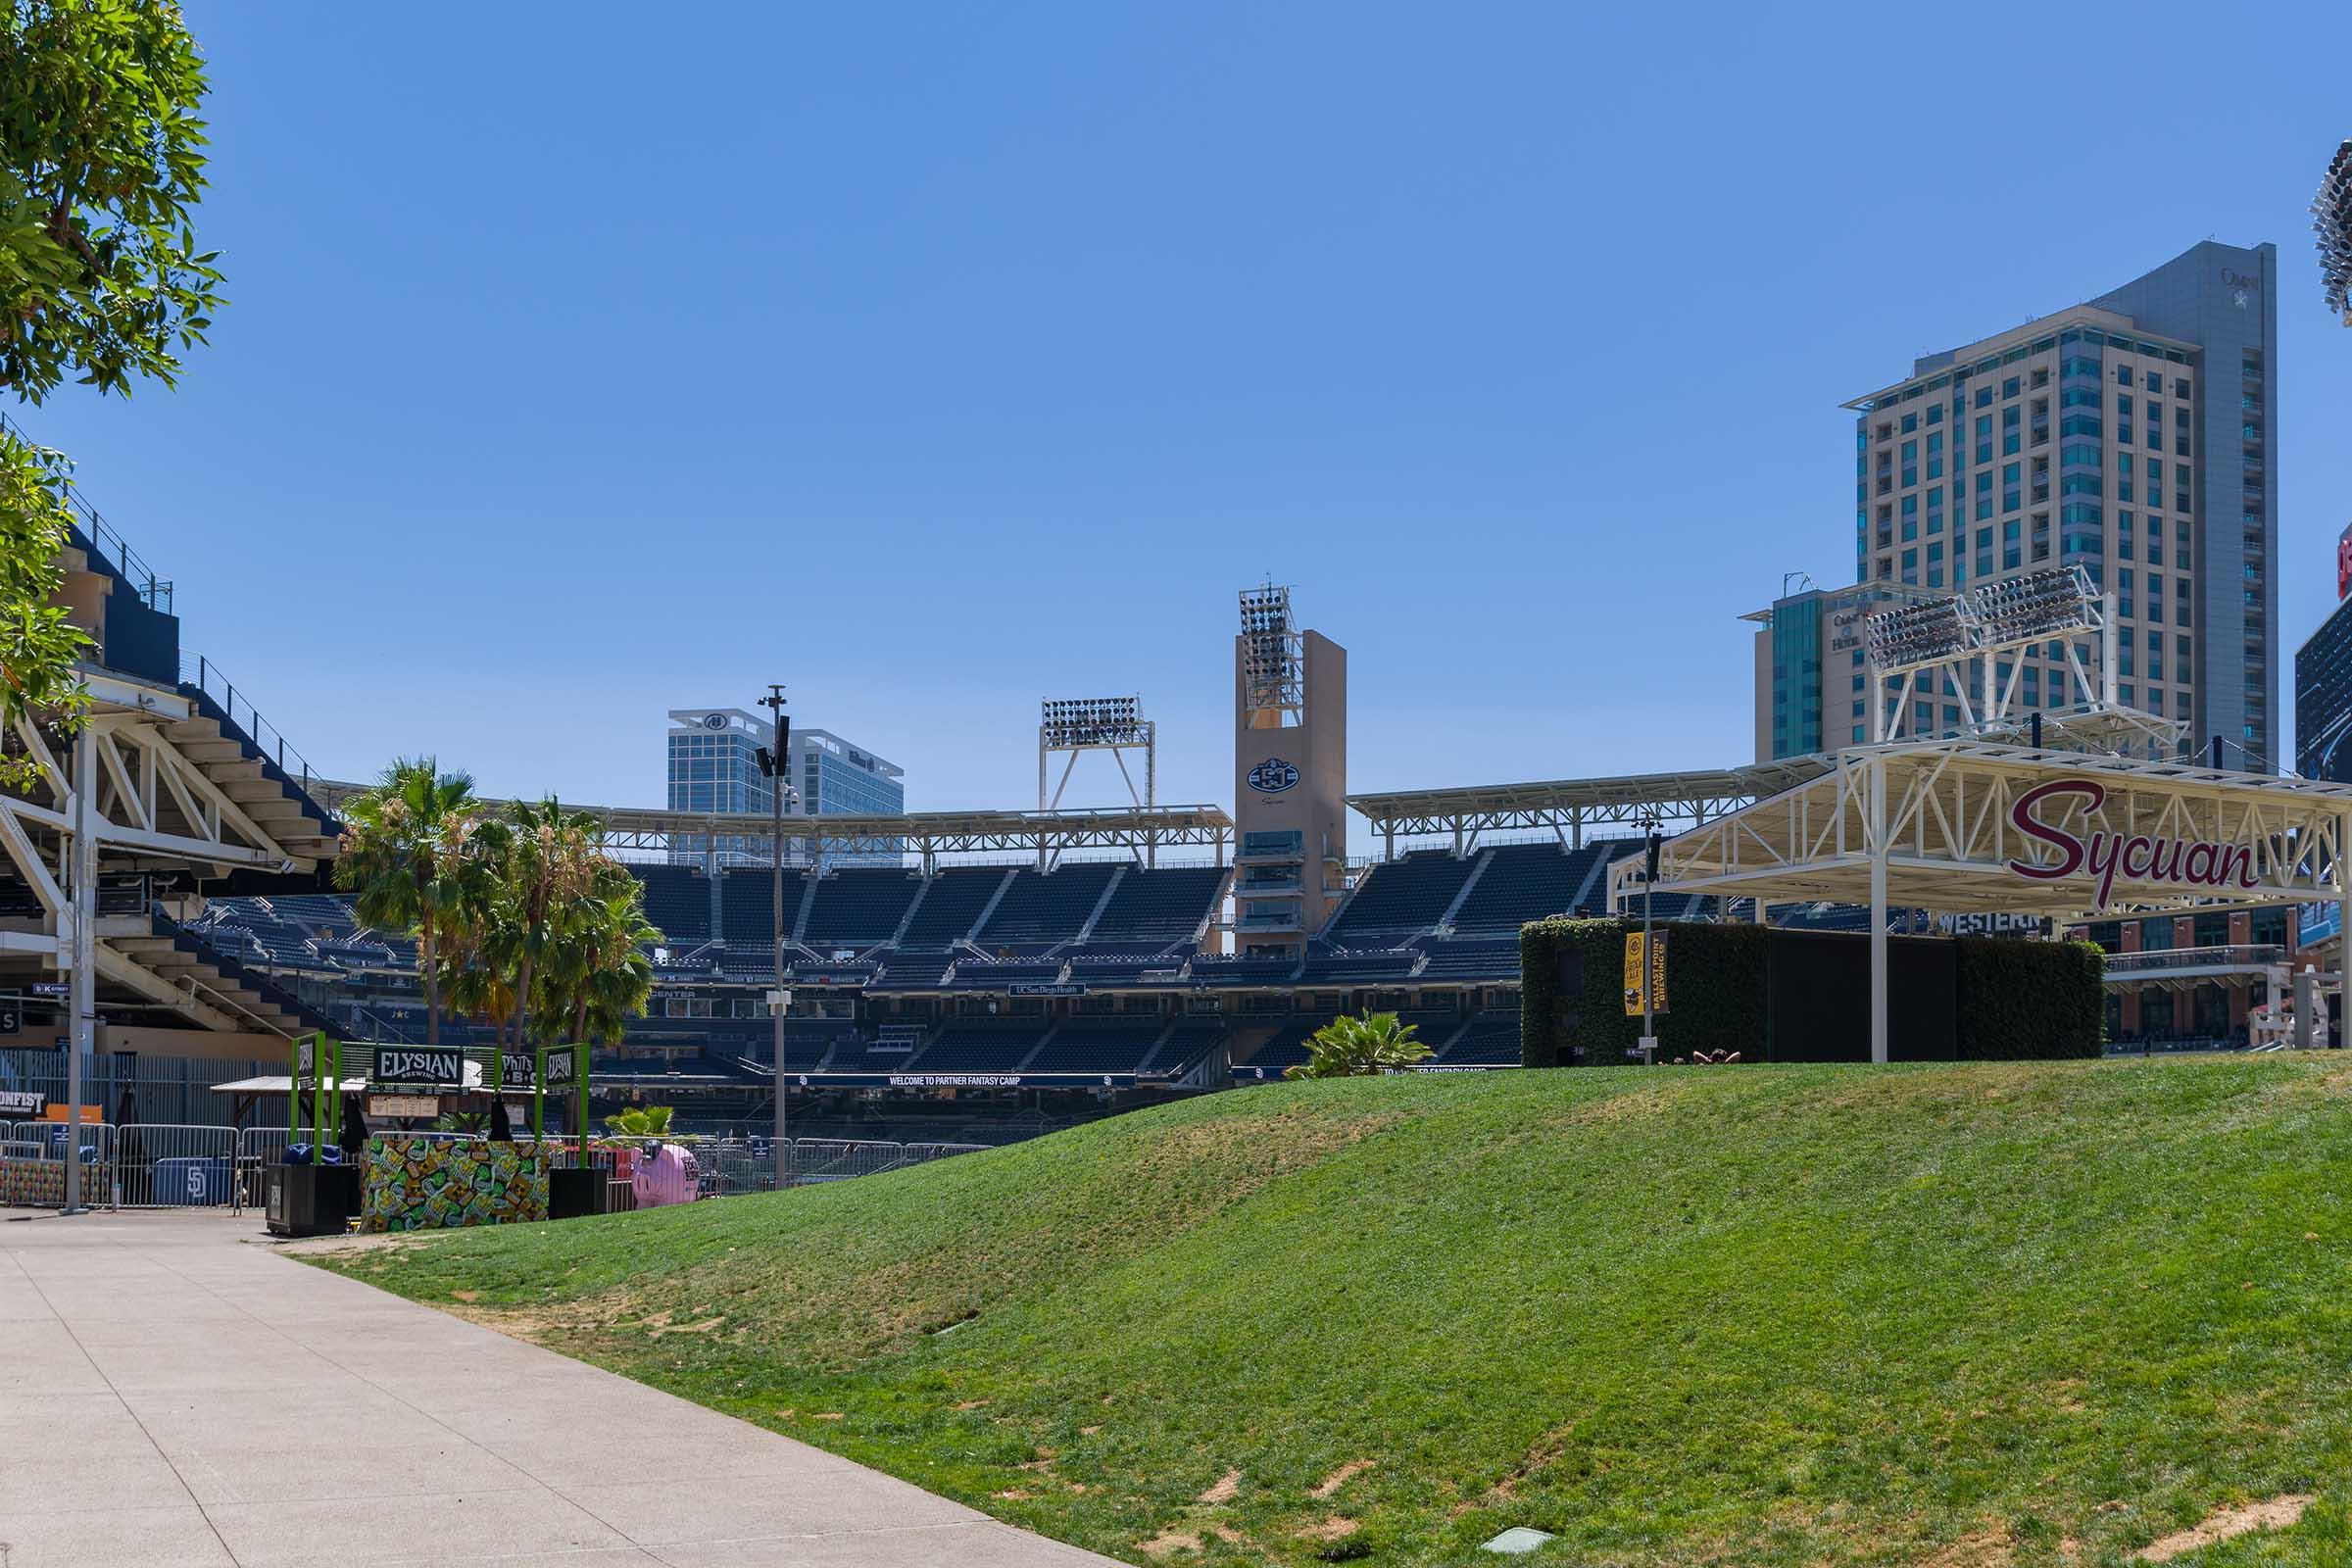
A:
[0, 1123, 986, 1214]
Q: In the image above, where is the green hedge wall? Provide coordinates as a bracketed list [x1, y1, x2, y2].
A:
[1953, 935, 2106, 1059]
[1520, 918, 2106, 1066]
[1519, 917, 1766, 1068]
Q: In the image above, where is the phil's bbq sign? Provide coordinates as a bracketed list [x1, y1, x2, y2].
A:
[2006, 779, 2261, 908]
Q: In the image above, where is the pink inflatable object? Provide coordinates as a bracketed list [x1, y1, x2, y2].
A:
[632, 1143, 701, 1207]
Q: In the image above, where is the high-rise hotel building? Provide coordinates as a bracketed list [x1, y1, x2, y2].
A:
[1840, 241, 2278, 766]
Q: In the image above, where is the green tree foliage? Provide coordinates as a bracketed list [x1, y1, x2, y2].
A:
[1287, 1008, 1432, 1079]
[534, 858, 660, 1048]
[0, 1, 222, 400]
[0, 431, 86, 786]
[332, 759, 478, 1049]
[602, 1104, 673, 1138]
[384, 786, 657, 1057]
[1, 2, 221, 781]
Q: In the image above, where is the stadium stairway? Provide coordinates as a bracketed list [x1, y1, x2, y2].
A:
[166, 681, 342, 866]
[109, 906, 340, 1037]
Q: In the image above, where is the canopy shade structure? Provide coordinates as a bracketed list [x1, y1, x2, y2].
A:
[1607, 738, 2352, 1062]
[1347, 760, 1831, 856]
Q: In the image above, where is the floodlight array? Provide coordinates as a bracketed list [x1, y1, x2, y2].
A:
[1863, 598, 1969, 669]
[2316, 139, 2352, 323]
[1862, 567, 2096, 675]
[1041, 696, 1150, 749]
[1240, 583, 1304, 711]
[1974, 565, 2096, 645]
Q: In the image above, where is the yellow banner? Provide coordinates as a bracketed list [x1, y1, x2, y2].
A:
[1622, 930, 1669, 1016]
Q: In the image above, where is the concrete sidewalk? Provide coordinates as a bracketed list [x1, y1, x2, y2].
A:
[0, 1210, 1120, 1568]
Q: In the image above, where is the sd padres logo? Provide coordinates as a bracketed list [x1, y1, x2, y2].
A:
[1247, 758, 1298, 794]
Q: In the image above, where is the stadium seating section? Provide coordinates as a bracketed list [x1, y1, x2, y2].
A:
[180, 838, 1769, 1091]
[899, 867, 1011, 945]
[802, 868, 923, 948]
[1329, 850, 1473, 937]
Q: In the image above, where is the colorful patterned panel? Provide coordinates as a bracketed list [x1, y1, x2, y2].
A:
[360, 1139, 552, 1233]
[0, 1158, 110, 1208]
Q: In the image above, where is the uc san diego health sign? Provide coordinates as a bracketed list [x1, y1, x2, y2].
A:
[2006, 778, 2260, 909]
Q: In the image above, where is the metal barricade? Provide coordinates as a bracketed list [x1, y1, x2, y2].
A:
[112, 1124, 240, 1208]
[233, 1126, 291, 1213]
[7, 1119, 116, 1206]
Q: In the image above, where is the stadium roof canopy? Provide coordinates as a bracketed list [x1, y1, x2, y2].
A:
[315, 782, 1229, 868]
[1609, 738, 2352, 1060]
[1346, 760, 1832, 856]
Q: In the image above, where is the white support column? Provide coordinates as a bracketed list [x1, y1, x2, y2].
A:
[1869, 755, 1889, 1066]
[2338, 812, 2351, 1047]
[65, 722, 97, 1214]
[2102, 592, 2120, 709]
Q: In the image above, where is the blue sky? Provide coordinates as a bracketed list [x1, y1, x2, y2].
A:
[24, 3, 2352, 814]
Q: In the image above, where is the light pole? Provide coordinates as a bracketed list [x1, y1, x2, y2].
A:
[758, 686, 790, 1191]
[1640, 814, 1661, 1067]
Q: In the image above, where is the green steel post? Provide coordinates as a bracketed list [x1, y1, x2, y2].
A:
[575, 1042, 589, 1171]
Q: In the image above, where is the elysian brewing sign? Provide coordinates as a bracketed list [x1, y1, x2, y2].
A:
[2006, 779, 2261, 909]
[370, 1047, 466, 1088]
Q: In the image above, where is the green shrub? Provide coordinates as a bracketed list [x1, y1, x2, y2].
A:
[1521, 918, 2106, 1065]
[1520, 916, 1765, 1066]
[1954, 936, 2105, 1059]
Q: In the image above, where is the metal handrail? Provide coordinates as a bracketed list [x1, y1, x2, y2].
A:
[2100, 944, 2285, 974]
[0, 411, 174, 612]
[179, 653, 320, 797]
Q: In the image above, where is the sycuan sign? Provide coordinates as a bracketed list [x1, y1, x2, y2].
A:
[2006, 778, 2261, 908]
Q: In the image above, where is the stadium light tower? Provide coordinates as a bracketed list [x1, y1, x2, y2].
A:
[756, 684, 789, 1191]
[2316, 138, 2352, 326]
[1239, 582, 1304, 728]
[1039, 696, 1155, 812]
[1857, 565, 2165, 756]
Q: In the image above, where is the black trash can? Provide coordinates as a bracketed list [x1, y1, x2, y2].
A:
[549, 1166, 610, 1219]
[267, 1162, 359, 1237]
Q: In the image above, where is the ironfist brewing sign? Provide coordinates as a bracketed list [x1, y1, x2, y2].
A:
[370, 1047, 465, 1088]
[1621, 929, 1669, 1016]
[2006, 779, 2261, 909]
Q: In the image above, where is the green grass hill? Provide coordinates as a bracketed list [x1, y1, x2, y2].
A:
[315, 1057, 2352, 1567]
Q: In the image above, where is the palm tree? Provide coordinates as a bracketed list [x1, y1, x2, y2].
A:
[535, 860, 660, 1048]
[494, 798, 601, 1054]
[1286, 1009, 1432, 1079]
[334, 759, 476, 1048]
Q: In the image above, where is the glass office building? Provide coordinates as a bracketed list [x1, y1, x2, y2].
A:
[2296, 535, 2352, 784]
[665, 710, 905, 867]
[1845, 240, 2278, 767]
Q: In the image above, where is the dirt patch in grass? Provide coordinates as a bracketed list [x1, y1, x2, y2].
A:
[2134, 1494, 2312, 1562]
[1295, 1515, 1358, 1542]
[1554, 1083, 1690, 1126]
[1197, 1468, 1241, 1504]
[1918, 1530, 2011, 1568]
[1452, 1420, 1575, 1518]
[1139, 1527, 1202, 1556]
[1309, 1459, 1373, 1498]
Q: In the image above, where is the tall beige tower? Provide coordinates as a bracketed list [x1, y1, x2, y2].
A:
[1232, 585, 1347, 958]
